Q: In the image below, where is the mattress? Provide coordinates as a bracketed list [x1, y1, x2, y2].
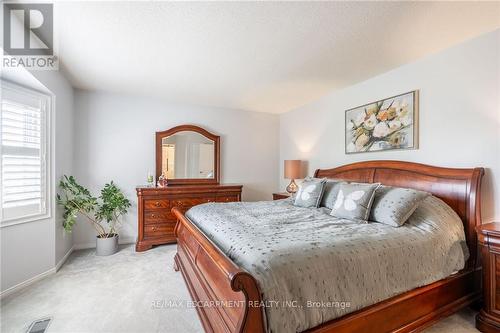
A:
[185, 196, 468, 333]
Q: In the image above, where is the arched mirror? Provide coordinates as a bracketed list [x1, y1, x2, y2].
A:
[156, 125, 220, 185]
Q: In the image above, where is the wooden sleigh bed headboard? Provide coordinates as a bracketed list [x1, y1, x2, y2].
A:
[314, 160, 484, 269]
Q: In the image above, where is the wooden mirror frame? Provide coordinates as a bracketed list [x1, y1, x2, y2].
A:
[156, 125, 220, 185]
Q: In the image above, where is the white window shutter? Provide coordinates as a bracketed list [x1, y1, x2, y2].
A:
[1, 81, 51, 224]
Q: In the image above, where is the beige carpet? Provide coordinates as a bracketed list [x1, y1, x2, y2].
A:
[0, 244, 480, 333]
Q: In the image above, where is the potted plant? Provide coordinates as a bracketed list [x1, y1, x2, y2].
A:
[57, 176, 131, 256]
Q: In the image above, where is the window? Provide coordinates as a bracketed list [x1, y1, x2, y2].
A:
[0, 81, 51, 225]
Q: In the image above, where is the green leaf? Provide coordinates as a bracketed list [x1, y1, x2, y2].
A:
[57, 175, 99, 232]
[57, 175, 130, 236]
[95, 182, 131, 223]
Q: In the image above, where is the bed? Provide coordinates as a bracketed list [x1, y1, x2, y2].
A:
[172, 160, 484, 333]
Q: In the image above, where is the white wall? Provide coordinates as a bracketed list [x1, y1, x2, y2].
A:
[1, 68, 75, 294]
[73, 90, 280, 248]
[280, 30, 500, 222]
[32, 71, 75, 265]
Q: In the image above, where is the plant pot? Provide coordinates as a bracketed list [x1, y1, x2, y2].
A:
[96, 234, 119, 256]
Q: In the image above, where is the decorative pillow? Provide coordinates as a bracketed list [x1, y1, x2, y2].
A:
[293, 177, 327, 208]
[330, 183, 380, 220]
[320, 180, 344, 209]
[370, 186, 430, 227]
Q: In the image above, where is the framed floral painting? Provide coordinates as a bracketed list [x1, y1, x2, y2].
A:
[345, 91, 418, 154]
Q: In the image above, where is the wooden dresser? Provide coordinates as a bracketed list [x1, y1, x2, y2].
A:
[476, 222, 500, 332]
[136, 184, 242, 251]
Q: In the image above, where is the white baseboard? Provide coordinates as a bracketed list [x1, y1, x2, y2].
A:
[1, 246, 75, 299]
[1, 239, 136, 298]
[55, 246, 74, 271]
[1, 267, 56, 299]
[74, 237, 135, 250]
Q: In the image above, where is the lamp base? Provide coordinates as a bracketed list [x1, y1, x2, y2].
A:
[286, 179, 298, 193]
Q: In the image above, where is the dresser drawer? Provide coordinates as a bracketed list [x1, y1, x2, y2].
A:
[171, 197, 215, 210]
[144, 211, 173, 225]
[136, 184, 243, 252]
[144, 199, 169, 210]
[215, 195, 239, 203]
[144, 223, 176, 239]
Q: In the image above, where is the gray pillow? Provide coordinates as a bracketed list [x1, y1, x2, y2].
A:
[370, 186, 430, 227]
[293, 177, 326, 208]
[320, 180, 344, 209]
[330, 182, 380, 220]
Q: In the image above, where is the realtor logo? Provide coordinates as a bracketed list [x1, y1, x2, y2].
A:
[2, 2, 58, 70]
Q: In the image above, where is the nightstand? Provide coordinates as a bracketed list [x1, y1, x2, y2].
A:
[476, 222, 500, 332]
[273, 192, 291, 200]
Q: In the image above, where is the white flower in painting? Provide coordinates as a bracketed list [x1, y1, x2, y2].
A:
[397, 99, 409, 116]
[373, 122, 390, 138]
[400, 115, 412, 126]
[355, 133, 370, 151]
[388, 120, 402, 132]
[388, 131, 406, 147]
[366, 105, 378, 116]
[300, 184, 316, 201]
[363, 114, 377, 130]
[333, 190, 365, 211]
[353, 112, 366, 127]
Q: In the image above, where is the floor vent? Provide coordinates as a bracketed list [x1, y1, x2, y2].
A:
[27, 318, 51, 333]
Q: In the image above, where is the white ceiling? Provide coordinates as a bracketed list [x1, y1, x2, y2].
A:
[56, 1, 500, 114]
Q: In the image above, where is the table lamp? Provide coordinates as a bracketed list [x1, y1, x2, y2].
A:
[284, 160, 302, 193]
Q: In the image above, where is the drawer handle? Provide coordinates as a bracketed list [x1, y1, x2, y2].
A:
[154, 201, 161, 207]
[152, 226, 157, 231]
[151, 214, 156, 218]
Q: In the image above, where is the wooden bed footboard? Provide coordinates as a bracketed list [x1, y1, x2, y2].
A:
[173, 207, 265, 333]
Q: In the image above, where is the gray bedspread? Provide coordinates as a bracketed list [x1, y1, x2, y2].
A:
[185, 196, 468, 333]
